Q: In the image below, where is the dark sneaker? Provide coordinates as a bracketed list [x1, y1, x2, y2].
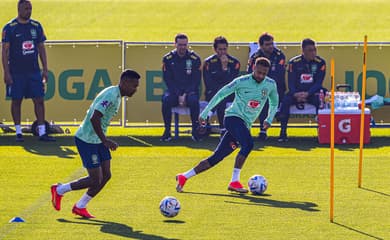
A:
[190, 125, 202, 142]
[191, 134, 201, 142]
[258, 131, 268, 141]
[39, 134, 56, 142]
[278, 133, 288, 142]
[160, 131, 172, 142]
[16, 133, 24, 142]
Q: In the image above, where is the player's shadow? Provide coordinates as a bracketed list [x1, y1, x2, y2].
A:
[183, 191, 319, 212]
[124, 134, 390, 152]
[0, 135, 77, 158]
[57, 218, 179, 240]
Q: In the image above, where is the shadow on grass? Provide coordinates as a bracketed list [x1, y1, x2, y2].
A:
[1, 135, 389, 154]
[360, 187, 390, 197]
[57, 218, 179, 240]
[332, 221, 384, 240]
[163, 220, 185, 224]
[125, 135, 390, 152]
[0, 135, 77, 158]
[183, 191, 319, 212]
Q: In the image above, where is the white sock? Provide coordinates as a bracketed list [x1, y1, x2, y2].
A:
[38, 124, 46, 136]
[76, 193, 93, 209]
[183, 168, 196, 179]
[231, 168, 241, 182]
[56, 183, 72, 195]
[15, 125, 22, 135]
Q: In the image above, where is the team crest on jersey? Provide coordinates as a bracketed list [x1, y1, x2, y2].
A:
[262, 89, 268, 97]
[30, 28, 37, 39]
[311, 64, 317, 74]
[185, 59, 192, 75]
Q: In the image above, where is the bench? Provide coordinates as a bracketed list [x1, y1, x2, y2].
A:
[172, 102, 318, 138]
[171, 101, 209, 139]
[172, 101, 231, 139]
[289, 103, 317, 118]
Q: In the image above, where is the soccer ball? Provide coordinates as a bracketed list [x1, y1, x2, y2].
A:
[248, 175, 268, 195]
[159, 196, 181, 218]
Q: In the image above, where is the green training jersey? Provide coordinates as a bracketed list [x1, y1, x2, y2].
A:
[75, 86, 122, 144]
[200, 74, 278, 129]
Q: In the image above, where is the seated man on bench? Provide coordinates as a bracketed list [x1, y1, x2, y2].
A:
[161, 33, 202, 142]
[278, 38, 326, 142]
[203, 36, 240, 137]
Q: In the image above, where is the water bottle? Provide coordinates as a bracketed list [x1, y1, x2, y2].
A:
[324, 91, 331, 109]
[353, 92, 360, 108]
[319, 89, 325, 109]
[334, 93, 340, 109]
[342, 92, 349, 108]
[346, 92, 352, 108]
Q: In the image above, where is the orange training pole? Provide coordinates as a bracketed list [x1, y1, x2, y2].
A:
[330, 58, 335, 222]
[358, 36, 368, 188]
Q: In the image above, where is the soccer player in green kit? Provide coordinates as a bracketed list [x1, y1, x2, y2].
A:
[50, 69, 140, 218]
[176, 57, 278, 193]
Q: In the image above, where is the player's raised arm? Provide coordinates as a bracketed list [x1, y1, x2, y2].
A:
[199, 79, 238, 120]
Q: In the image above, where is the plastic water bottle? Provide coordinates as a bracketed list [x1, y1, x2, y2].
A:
[324, 91, 331, 109]
[342, 93, 347, 108]
[345, 92, 352, 108]
[319, 89, 325, 109]
[353, 92, 360, 108]
[334, 93, 340, 109]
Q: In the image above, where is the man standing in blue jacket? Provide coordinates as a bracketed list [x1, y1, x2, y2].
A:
[247, 33, 285, 141]
[161, 33, 202, 142]
[2, 0, 55, 142]
[278, 38, 326, 142]
[203, 36, 240, 135]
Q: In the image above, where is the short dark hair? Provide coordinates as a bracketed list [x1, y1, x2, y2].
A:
[258, 32, 274, 46]
[121, 69, 140, 81]
[175, 33, 188, 43]
[18, 0, 30, 7]
[213, 36, 228, 49]
[301, 38, 316, 49]
[255, 57, 271, 68]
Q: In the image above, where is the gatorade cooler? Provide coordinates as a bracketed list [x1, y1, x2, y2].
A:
[318, 108, 371, 144]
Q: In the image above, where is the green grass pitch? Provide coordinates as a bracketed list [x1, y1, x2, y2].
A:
[0, 0, 390, 239]
[0, 127, 389, 239]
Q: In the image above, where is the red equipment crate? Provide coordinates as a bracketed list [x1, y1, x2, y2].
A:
[318, 108, 371, 144]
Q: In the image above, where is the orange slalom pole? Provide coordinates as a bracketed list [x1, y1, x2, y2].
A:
[358, 36, 368, 188]
[330, 58, 335, 222]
